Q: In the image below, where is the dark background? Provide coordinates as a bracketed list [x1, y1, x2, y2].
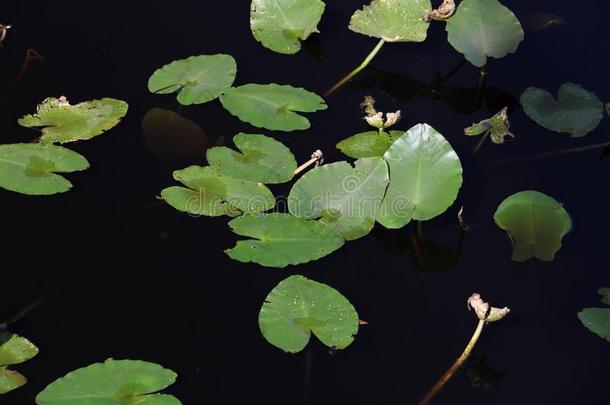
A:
[1, 0, 609, 404]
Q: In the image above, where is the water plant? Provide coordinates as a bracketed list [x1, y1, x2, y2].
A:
[0, 333, 39, 395]
[258, 275, 359, 353]
[493, 190, 572, 261]
[36, 359, 181, 404]
[464, 106, 513, 153]
[578, 288, 610, 342]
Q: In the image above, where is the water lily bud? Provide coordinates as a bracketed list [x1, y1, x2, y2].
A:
[467, 293, 510, 322]
[365, 112, 384, 129]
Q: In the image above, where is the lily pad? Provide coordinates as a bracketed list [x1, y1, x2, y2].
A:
[148, 54, 237, 105]
[520, 83, 604, 137]
[36, 359, 181, 405]
[578, 308, 610, 342]
[288, 157, 389, 240]
[0, 334, 39, 395]
[18, 97, 128, 144]
[251, 0, 325, 54]
[225, 213, 345, 268]
[336, 130, 403, 158]
[446, 0, 524, 67]
[206, 133, 296, 184]
[349, 0, 432, 42]
[0, 143, 89, 195]
[219, 83, 327, 131]
[259, 275, 359, 353]
[465, 107, 513, 144]
[493, 190, 572, 262]
[161, 166, 275, 217]
[377, 123, 463, 229]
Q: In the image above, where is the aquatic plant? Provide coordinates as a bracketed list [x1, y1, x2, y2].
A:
[578, 288, 610, 342]
[464, 106, 513, 153]
[0, 333, 39, 395]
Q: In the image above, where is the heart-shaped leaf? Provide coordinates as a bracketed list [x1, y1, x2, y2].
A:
[161, 166, 275, 217]
[148, 54, 237, 105]
[288, 157, 389, 240]
[259, 275, 359, 352]
[446, 0, 524, 67]
[0, 143, 89, 195]
[493, 190, 572, 262]
[251, 0, 325, 54]
[377, 123, 463, 229]
[349, 0, 432, 42]
[520, 82, 604, 137]
[207, 133, 296, 184]
[579, 309, 610, 342]
[336, 130, 403, 158]
[225, 213, 345, 268]
[219, 84, 327, 131]
[18, 97, 128, 144]
[35, 359, 181, 405]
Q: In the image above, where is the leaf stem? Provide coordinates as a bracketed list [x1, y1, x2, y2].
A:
[294, 150, 324, 175]
[417, 319, 485, 405]
[324, 39, 386, 97]
[472, 131, 490, 155]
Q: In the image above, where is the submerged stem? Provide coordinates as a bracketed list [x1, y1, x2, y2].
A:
[324, 39, 386, 97]
[472, 131, 490, 155]
[418, 319, 485, 405]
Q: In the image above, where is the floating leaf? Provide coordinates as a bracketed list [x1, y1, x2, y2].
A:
[578, 308, 610, 342]
[464, 107, 513, 144]
[288, 158, 389, 240]
[0, 334, 39, 395]
[520, 83, 604, 137]
[377, 123, 463, 229]
[259, 275, 359, 352]
[220, 84, 327, 131]
[250, 0, 325, 54]
[18, 97, 128, 144]
[446, 0, 524, 67]
[36, 359, 181, 405]
[493, 190, 572, 262]
[148, 55, 237, 105]
[0, 143, 89, 195]
[141, 108, 208, 164]
[349, 0, 432, 42]
[161, 166, 274, 217]
[226, 213, 345, 268]
[207, 133, 296, 184]
[336, 130, 403, 158]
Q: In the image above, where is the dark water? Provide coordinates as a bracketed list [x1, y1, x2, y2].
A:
[1, 1, 609, 404]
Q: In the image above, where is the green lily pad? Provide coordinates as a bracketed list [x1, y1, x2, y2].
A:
[18, 97, 128, 144]
[219, 83, 327, 131]
[578, 308, 610, 342]
[259, 275, 359, 353]
[251, 0, 325, 54]
[148, 54, 237, 105]
[465, 107, 513, 144]
[225, 213, 345, 268]
[206, 133, 296, 184]
[288, 157, 389, 240]
[161, 166, 275, 217]
[0, 334, 38, 395]
[446, 0, 524, 67]
[336, 130, 403, 158]
[35, 359, 181, 405]
[349, 0, 432, 42]
[520, 83, 604, 137]
[493, 190, 572, 262]
[377, 123, 463, 229]
[0, 143, 89, 195]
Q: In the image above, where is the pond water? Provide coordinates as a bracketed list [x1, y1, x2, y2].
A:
[1, 0, 609, 404]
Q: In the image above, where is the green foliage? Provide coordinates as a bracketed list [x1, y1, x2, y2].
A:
[520, 83, 604, 137]
[219, 84, 327, 131]
[225, 213, 345, 268]
[349, 0, 432, 42]
[578, 289, 610, 343]
[250, 0, 325, 54]
[148, 54, 237, 105]
[377, 123, 463, 229]
[207, 133, 296, 184]
[36, 359, 181, 405]
[0, 334, 39, 395]
[0, 143, 89, 195]
[446, 0, 524, 67]
[336, 130, 403, 158]
[288, 157, 389, 240]
[259, 275, 359, 352]
[18, 97, 128, 144]
[465, 107, 513, 144]
[493, 190, 572, 262]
